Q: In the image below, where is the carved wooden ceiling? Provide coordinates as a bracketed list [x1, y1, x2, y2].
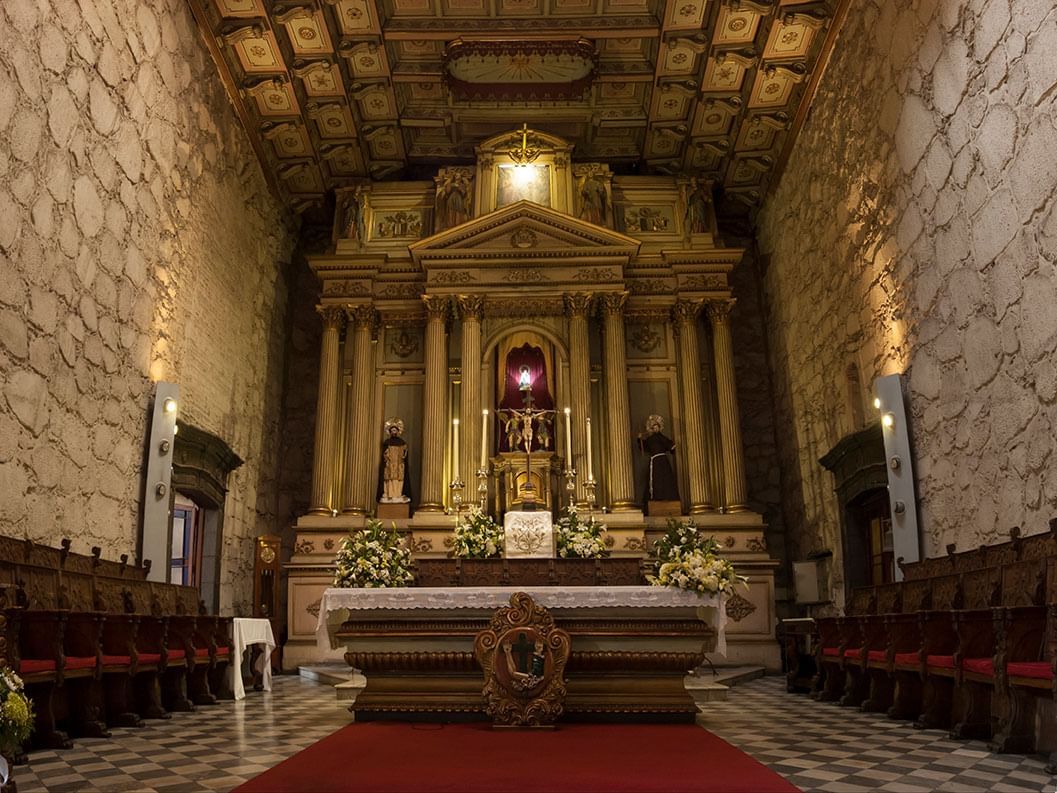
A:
[189, 0, 843, 213]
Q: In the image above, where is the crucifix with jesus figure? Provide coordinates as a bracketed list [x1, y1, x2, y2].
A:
[497, 366, 555, 511]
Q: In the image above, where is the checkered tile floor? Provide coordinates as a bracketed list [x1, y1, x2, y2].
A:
[16, 676, 349, 792]
[14, 674, 1057, 791]
[701, 676, 1057, 792]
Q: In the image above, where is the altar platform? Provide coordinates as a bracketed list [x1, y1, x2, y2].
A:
[284, 514, 780, 672]
[315, 585, 726, 722]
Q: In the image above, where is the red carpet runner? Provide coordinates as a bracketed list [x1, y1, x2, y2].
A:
[236, 722, 799, 793]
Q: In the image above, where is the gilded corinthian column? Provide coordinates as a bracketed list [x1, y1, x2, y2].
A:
[564, 293, 593, 502]
[418, 295, 449, 512]
[599, 292, 636, 511]
[309, 306, 346, 514]
[707, 299, 748, 512]
[457, 295, 484, 486]
[341, 304, 376, 514]
[673, 300, 714, 513]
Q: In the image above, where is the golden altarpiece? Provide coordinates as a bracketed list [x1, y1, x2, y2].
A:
[284, 129, 779, 669]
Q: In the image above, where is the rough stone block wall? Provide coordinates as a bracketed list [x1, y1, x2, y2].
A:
[757, 0, 1057, 598]
[729, 239, 789, 595]
[0, 0, 296, 613]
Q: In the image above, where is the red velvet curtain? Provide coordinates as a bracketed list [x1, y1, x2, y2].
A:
[498, 343, 554, 452]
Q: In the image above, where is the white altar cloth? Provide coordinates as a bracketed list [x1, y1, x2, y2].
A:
[503, 511, 554, 557]
[228, 617, 276, 701]
[315, 586, 726, 655]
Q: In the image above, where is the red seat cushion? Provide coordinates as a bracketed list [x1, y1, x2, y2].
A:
[194, 647, 211, 658]
[216, 646, 230, 655]
[963, 657, 994, 676]
[167, 649, 186, 660]
[1007, 661, 1053, 680]
[65, 656, 98, 670]
[821, 647, 840, 657]
[137, 653, 162, 665]
[867, 650, 886, 662]
[102, 655, 131, 666]
[894, 652, 921, 665]
[20, 659, 56, 675]
[927, 654, 955, 669]
[844, 648, 862, 660]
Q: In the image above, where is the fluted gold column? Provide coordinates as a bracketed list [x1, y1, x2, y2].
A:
[457, 296, 484, 486]
[565, 293, 593, 502]
[308, 306, 346, 514]
[701, 339, 725, 507]
[599, 292, 636, 511]
[418, 295, 449, 512]
[708, 299, 748, 512]
[341, 304, 375, 514]
[673, 300, 714, 513]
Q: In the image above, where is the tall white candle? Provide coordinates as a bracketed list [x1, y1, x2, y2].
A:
[586, 417, 593, 481]
[452, 418, 460, 480]
[480, 409, 489, 469]
[563, 407, 572, 465]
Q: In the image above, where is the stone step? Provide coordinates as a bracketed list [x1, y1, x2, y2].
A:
[299, 663, 357, 687]
[684, 665, 766, 705]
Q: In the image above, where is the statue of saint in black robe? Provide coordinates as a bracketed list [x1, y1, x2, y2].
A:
[639, 418, 679, 503]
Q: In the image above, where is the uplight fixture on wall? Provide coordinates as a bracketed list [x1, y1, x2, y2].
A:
[140, 382, 180, 584]
[874, 374, 920, 580]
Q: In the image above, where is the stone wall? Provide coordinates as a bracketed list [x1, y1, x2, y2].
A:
[0, 0, 297, 613]
[757, 0, 1057, 599]
[729, 237, 789, 596]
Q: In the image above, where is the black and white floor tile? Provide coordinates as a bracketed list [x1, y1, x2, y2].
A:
[17, 676, 348, 792]
[701, 676, 1057, 793]
[15, 674, 1057, 791]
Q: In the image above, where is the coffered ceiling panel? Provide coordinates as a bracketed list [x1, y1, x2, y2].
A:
[189, 0, 843, 212]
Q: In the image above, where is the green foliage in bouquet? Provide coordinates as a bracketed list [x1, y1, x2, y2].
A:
[451, 507, 503, 558]
[555, 505, 609, 559]
[653, 517, 718, 561]
[0, 667, 33, 755]
[649, 517, 745, 595]
[333, 519, 414, 588]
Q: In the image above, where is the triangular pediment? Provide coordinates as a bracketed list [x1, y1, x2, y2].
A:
[410, 200, 640, 261]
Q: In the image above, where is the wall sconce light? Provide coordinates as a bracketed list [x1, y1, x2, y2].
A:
[163, 397, 178, 414]
[872, 397, 881, 409]
[881, 412, 895, 428]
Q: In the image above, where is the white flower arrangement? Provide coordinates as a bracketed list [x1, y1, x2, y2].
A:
[649, 517, 745, 595]
[333, 520, 414, 588]
[555, 505, 609, 559]
[0, 666, 32, 778]
[451, 507, 503, 558]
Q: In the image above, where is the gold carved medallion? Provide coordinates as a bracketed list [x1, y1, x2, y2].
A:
[473, 592, 570, 727]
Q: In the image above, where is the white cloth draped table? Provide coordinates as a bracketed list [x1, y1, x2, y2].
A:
[228, 617, 277, 701]
[314, 585, 727, 655]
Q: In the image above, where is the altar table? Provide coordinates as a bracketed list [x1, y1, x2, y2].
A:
[229, 617, 277, 700]
[316, 586, 726, 722]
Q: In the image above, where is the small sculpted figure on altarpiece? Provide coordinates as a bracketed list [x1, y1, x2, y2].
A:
[474, 591, 570, 727]
[377, 418, 411, 517]
[639, 415, 680, 515]
[434, 167, 474, 231]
